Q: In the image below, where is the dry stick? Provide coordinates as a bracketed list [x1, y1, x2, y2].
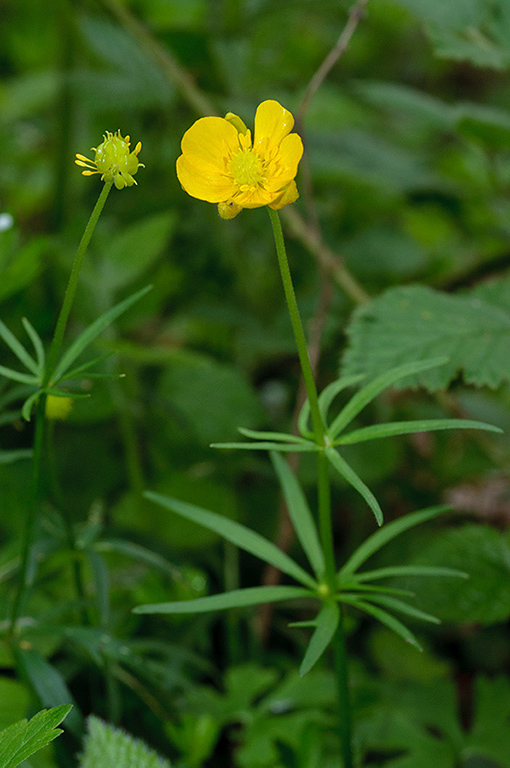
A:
[256, 0, 371, 642]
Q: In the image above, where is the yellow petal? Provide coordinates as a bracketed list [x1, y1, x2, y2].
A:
[176, 155, 237, 202]
[180, 116, 240, 174]
[269, 181, 299, 210]
[225, 112, 249, 135]
[253, 100, 295, 152]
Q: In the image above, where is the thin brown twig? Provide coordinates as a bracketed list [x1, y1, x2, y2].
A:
[296, 0, 371, 128]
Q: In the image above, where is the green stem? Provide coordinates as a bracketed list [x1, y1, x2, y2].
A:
[268, 206, 353, 767]
[333, 611, 354, 768]
[10, 396, 47, 631]
[267, 208, 324, 443]
[45, 181, 113, 386]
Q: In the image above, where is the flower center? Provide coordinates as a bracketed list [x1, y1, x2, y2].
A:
[230, 149, 264, 188]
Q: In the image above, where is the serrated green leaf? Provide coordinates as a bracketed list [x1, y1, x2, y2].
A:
[134, 585, 312, 614]
[329, 358, 448, 437]
[336, 418, 502, 445]
[325, 447, 383, 526]
[51, 285, 152, 384]
[270, 452, 325, 578]
[341, 281, 510, 390]
[144, 491, 317, 588]
[299, 602, 339, 677]
[340, 506, 451, 579]
[0, 705, 71, 768]
[80, 715, 172, 768]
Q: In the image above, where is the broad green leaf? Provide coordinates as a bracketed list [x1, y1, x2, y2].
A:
[51, 285, 152, 383]
[270, 452, 325, 578]
[336, 418, 502, 445]
[354, 565, 468, 582]
[80, 715, 171, 768]
[465, 677, 510, 765]
[328, 358, 447, 438]
[0, 320, 38, 375]
[342, 281, 510, 390]
[299, 602, 339, 677]
[21, 317, 45, 372]
[340, 506, 451, 578]
[344, 598, 422, 650]
[0, 705, 71, 768]
[134, 585, 312, 614]
[0, 365, 37, 385]
[325, 447, 383, 526]
[396, 525, 510, 624]
[144, 491, 318, 588]
[18, 647, 83, 736]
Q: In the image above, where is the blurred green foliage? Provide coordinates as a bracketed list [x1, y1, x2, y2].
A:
[1, 0, 510, 765]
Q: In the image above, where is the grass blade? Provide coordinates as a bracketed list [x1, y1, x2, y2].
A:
[340, 505, 451, 578]
[271, 452, 325, 578]
[328, 357, 448, 438]
[299, 602, 340, 676]
[336, 418, 502, 445]
[134, 585, 312, 614]
[144, 491, 318, 588]
[325, 447, 383, 526]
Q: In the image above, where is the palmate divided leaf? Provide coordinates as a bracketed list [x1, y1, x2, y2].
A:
[0, 705, 71, 768]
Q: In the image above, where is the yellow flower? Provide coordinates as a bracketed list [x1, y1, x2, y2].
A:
[75, 130, 144, 190]
[176, 100, 303, 218]
[45, 394, 73, 421]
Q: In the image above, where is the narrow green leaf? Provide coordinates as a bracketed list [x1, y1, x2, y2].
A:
[238, 427, 313, 445]
[18, 647, 83, 735]
[0, 705, 72, 768]
[325, 447, 383, 526]
[0, 365, 38, 385]
[328, 357, 448, 438]
[353, 565, 468, 582]
[297, 397, 313, 439]
[340, 505, 451, 578]
[144, 491, 318, 588]
[95, 538, 183, 580]
[339, 583, 415, 597]
[0, 320, 38, 375]
[0, 449, 32, 465]
[212, 441, 317, 452]
[57, 354, 112, 382]
[359, 594, 441, 624]
[21, 317, 45, 373]
[343, 598, 422, 650]
[134, 585, 312, 614]
[51, 284, 152, 383]
[270, 452, 325, 578]
[21, 390, 41, 421]
[318, 373, 365, 423]
[299, 602, 340, 677]
[336, 418, 502, 445]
